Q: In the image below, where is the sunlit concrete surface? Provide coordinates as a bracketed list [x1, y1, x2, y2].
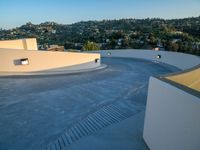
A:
[166, 66, 200, 92]
[0, 57, 179, 150]
[0, 38, 38, 50]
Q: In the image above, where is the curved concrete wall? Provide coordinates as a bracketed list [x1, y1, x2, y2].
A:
[0, 48, 100, 72]
[0, 38, 38, 50]
[97, 49, 200, 70]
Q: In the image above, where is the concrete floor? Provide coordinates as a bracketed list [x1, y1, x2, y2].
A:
[0, 57, 179, 150]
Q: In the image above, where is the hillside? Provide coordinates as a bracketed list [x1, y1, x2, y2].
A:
[0, 17, 200, 55]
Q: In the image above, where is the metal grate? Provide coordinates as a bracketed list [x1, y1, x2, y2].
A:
[46, 103, 140, 150]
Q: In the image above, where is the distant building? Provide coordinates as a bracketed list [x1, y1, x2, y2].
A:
[51, 30, 56, 34]
[153, 47, 160, 51]
[47, 45, 65, 51]
[174, 31, 183, 34]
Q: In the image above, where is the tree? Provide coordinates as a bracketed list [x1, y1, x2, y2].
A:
[149, 34, 157, 45]
[82, 41, 100, 51]
[169, 42, 179, 51]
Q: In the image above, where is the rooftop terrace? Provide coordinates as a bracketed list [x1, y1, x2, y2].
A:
[0, 57, 179, 150]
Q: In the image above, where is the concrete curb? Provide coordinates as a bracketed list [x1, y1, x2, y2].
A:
[0, 64, 107, 77]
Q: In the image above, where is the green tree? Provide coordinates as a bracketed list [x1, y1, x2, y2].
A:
[169, 42, 179, 51]
[82, 41, 100, 51]
[149, 34, 157, 45]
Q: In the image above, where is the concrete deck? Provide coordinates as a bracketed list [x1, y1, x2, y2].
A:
[0, 57, 179, 150]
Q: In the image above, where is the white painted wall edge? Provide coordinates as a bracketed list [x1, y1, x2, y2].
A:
[143, 77, 200, 150]
[91, 49, 200, 70]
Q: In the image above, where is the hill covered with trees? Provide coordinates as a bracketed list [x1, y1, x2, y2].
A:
[0, 16, 200, 55]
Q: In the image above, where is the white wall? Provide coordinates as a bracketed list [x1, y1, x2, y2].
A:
[97, 49, 200, 70]
[143, 77, 200, 150]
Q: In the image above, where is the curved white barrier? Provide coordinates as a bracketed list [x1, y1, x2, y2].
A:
[98, 49, 200, 70]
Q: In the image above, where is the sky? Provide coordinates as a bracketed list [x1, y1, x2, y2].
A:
[0, 0, 200, 29]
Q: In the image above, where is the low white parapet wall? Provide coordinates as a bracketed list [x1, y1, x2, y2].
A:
[97, 49, 200, 70]
[0, 48, 100, 72]
[143, 77, 200, 150]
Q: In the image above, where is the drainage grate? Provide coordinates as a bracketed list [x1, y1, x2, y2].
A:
[46, 103, 140, 150]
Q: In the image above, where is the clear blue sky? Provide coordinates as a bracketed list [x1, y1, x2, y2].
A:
[0, 0, 200, 29]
